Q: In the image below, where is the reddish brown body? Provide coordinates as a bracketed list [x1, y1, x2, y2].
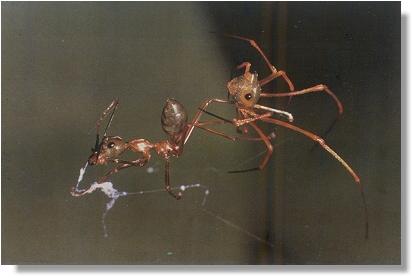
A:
[85, 98, 253, 199]
[87, 99, 190, 199]
[184, 34, 368, 238]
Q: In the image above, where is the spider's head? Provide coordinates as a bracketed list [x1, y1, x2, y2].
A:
[227, 72, 261, 108]
[88, 136, 127, 165]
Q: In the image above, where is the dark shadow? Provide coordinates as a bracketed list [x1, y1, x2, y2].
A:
[400, 14, 408, 269]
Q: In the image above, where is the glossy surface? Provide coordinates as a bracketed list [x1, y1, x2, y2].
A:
[161, 98, 188, 139]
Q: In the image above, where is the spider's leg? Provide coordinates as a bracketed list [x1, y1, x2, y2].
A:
[195, 112, 275, 142]
[225, 34, 295, 91]
[261, 84, 343, 116]
[310, 116, 340, 152]
[228, 121, 274, 173]
[261, 117, 368, 239]
[261, 84, 343, 148]
[184, 98, 231, 145]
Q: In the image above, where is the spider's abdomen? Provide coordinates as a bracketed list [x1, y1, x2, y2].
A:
[161, 98, 188, 138]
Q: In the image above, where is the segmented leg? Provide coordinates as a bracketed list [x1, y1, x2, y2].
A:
[195, 124, 237, 141]
[237, 62, 251, 73]
[225, 34, 295, 91]
[259, 70, 295, 90]
[261, 118, 358, 182]
[199, 107, 359, 182]
[260, 84, 344, 116]
[252, 104, 294, 122]
[197, 108, 275, 172]
[165, 160, 182, 200]
[236, 107, 249, 134]
[260, 117, 368, 238]
[98, 158, 148, 182]
[233, 110, 273, 127]
[184, 98, 231, 145]
[228, 107, 274, 173]
[194, 119, 275, 142]
[71, 185, 96, 197]
[227, 121, 273, 173]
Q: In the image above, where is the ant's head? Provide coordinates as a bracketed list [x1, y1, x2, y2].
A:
[88, 136, 127, 165]
[227, 72, 261, 108]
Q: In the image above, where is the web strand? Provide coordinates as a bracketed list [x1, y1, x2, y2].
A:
[71, 163, 275, 247]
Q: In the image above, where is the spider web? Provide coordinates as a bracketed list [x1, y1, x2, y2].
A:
[71, 152, 275, 248]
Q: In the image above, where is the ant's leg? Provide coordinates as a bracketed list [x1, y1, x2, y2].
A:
[260, 117, 368, 238]
[184, 98, 231, 145]
[165, 160, 182, 200]
[225, 34, 295, 91]
[113, 158, 149, 167]
[98, 163, 134, 183]
[98, 158, 149, 183]
[228, 122, 274, 173]
[71, 186, 95, 197]
[261, 84, 344, 116]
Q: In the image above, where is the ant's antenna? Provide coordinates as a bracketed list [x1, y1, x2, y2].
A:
[103, 99, 119, 137]
[92, 98, 119, 153]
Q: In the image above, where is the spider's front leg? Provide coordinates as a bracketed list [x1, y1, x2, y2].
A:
[226, 34, 295, 91]
[184, 98, 232, 145]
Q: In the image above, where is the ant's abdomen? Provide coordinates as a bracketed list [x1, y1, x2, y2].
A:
[161, 98, 188, 137]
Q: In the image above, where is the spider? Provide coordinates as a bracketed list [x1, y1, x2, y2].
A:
[184, 35, 368, 238]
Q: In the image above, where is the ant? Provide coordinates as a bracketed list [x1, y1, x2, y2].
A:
[76, 98, 270, 199]
[185, 35, 368, 238]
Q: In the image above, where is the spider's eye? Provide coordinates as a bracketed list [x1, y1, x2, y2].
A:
[108, 142, 115, 148]
[244, 93, 252, 100]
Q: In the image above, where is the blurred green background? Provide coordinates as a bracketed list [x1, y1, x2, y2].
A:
[2, 2, 400, 264]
